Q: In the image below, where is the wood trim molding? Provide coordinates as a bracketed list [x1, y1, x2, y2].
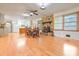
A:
[62, 15, 64, 31]
[52, 15, 54, 31]
[77, 12, 79, 32]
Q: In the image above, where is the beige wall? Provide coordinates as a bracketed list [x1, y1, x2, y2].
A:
[54, 7, 79, 16]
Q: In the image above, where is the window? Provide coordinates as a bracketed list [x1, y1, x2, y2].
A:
[54, 13, 78, 31]
[54, 16, 63, 30]
[64, 14, 77, 30]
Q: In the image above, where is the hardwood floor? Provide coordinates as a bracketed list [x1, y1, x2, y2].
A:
[0, 33, 79, 56]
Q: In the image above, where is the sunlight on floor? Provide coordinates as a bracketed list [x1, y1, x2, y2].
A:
[38, 37, 43, 44]
[16, 37, 26, 48]
[64, 44, 77, 56]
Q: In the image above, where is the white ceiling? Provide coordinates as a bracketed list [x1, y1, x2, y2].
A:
[0, 3, 79, 20]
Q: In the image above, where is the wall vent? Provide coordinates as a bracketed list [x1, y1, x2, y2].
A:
[66, 34, 70, 37]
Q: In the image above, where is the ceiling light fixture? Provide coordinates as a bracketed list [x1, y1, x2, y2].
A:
[22, 13, 30, 16]
[38, 3, 49, 10]
[30, 12, 33, 16]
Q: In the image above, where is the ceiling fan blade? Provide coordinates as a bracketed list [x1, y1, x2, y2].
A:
[33, 12, 38, 15]
[24, 9, 38, 16]
[31, 10, 37, 12]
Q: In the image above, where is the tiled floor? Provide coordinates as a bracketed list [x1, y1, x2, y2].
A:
[0, 33, 79, 56]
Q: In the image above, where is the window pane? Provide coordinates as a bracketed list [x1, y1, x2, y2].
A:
[54, 16, 63, 30]
[64, 14, 77, 30]
[64, 22, 77, 27]
[64, 26, 77, 30]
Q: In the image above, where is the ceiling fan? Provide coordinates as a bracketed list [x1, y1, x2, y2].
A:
[24, 10, 38, 16]
[30, 10, 38, 16]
